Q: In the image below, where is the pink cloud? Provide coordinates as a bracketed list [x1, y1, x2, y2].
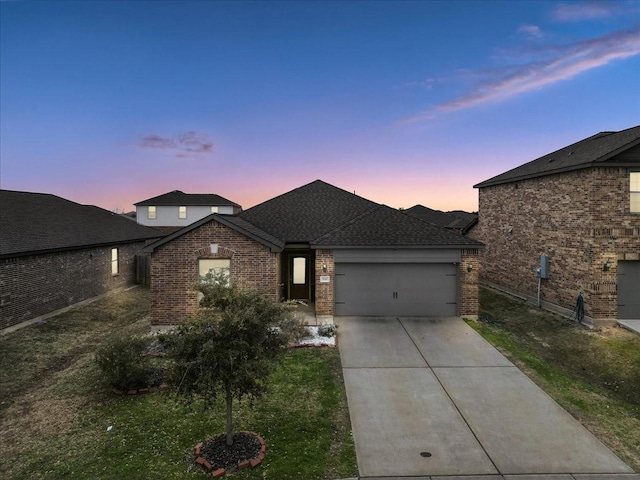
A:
[551, 2, 620, 22]
[403, 28, 640, 123]
[138, 131, 213, 156]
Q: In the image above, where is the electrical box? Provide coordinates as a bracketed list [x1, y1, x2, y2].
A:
[539, 255, 549, 279]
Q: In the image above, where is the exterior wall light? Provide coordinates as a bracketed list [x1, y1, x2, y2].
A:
[322, 263, 328, 273]
[467, 263, 473, 272]
[603, 258, 613, 271]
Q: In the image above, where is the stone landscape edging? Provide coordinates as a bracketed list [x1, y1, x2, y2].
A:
[112, 383, 168, 396]
[194, 431, 266, 477]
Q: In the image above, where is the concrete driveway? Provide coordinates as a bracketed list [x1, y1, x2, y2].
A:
[337, 316, 636, 479]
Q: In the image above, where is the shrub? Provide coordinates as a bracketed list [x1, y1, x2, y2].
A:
[95, 334, 152, 390]
[317, 323, 338, 338]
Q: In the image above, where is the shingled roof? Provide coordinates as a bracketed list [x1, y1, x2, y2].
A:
[239, 180, 379, 243]
[312, 205, 482, 248]
[0, 190, 162, 258]
[135, 190, 240, 207]
[474, 125, 640, 188]
[404, 205, 477, 233]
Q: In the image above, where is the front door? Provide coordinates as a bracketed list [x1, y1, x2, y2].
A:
[288, 254, 310, 300]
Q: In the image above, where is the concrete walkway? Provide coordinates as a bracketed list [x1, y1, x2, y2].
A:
[618, 320, 640, 336]
[337, 316, 636, 479]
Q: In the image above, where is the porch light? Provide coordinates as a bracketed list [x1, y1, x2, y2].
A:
[322, 263, 327, 273]
[603, 258, 613, 271]
[467, 263, 473, 272]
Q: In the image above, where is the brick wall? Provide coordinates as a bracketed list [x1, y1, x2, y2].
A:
[314, 249, 334, 316]
[472, 167, 640, 326]
[459, 248, 480, 318]
[150, 220, 279, 325]
[0, 242, 145, 330]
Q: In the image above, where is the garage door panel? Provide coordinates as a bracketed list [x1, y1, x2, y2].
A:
[335, 263, 457, 316]
[618, 261, 640, 319]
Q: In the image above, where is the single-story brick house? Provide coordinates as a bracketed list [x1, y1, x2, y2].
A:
[0, 190, 161, 330]
[145, 180, 484, 326]
[472, 125, 640, 326]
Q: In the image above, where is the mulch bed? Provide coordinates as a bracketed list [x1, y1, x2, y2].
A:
[195, 431, 266, 476]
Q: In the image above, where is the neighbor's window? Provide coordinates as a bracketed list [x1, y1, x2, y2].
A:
[631, 172, 640, 213]
[198, 259, 230, 284]
[179, 206, 187, 219]
[111, 248, 119, 275]
[148, 206, 156, 219]
[211, 206, 219, 213]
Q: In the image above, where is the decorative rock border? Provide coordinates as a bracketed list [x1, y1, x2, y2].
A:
[112, 383, 168, 396]
[194, 431, 266, 477]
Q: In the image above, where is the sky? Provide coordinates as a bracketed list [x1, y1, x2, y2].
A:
[1, 1, 639, 213]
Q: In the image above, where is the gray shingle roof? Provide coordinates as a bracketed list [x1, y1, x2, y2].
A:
[0, 190, 162, 258]
[135, 190, 240, 207]
[239, 180, 379, 243]
[405, 205, 477, 231]
[312, 205, 483, 248]
[474, 125, 640, 188]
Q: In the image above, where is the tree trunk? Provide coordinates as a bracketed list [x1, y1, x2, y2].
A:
[225, 385, 233, 446]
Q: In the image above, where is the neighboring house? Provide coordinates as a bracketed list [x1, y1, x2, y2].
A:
[405, 205, 478, 235]
[472, 125, 640, 327]
[144, 180, 484, 326]
[134, 190, 242, 234]
[0, 190, 161, 330]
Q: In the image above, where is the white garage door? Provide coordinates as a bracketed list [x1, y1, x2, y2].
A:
[335, 263, 457, 316]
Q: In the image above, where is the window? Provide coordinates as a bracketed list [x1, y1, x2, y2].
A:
[148, 206, 156, 219]
[631, 172, 640, 213]
[211, 206, 219, 213]
[293, 257, 306, 284]
[179, 206, 187, 219]
[198, 259, 230, 284]
[111, 248, 119, 275]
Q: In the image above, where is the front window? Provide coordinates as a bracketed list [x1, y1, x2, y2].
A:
[179, 206, 187, 219]
[631, 172, 640, 213]
[111, 248, 119, 275]
[148, 206, 156, 219]
[198, 259, 230, 284]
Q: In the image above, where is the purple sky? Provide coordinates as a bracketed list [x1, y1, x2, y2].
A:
[1, 1, 639, 213]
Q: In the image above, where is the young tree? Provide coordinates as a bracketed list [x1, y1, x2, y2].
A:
[169, 274, 307, 446]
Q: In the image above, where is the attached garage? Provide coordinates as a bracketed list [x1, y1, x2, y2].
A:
[333, 249, 460, 317]
[618, 261, 640, 319]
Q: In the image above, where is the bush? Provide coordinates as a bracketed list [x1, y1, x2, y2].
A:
[317, 323, 338, 338]
[95, 334, 152, 390]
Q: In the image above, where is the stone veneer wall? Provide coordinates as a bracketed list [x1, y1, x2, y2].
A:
[471, 167, 640, 326]
[0, 242, 145, 330]
[150, 220, 279, 325]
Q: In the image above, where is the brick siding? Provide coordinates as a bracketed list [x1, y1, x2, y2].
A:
[0, 242, 145, 330]
[471, 167, 640, 326]
[314, 249, 335, 316]
[150, 219, 279, 325]
[459, 248, 480, 318]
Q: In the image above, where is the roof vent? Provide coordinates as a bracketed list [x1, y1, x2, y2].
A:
[548, 158, 555, 163]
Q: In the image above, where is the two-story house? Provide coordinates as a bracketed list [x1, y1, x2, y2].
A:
[135, 190, 242, 234]
[472, 125, 640, 327]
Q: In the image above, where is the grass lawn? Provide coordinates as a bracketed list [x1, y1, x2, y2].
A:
[468, 286, 640, 471]
[0, 287, 357, 479]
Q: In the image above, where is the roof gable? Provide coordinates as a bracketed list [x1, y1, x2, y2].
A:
[143, 213, 284, 253]
[239, 180, 379, 243]
[312, 205, 483, 248]
[135, 190, 240, 207]
[0, 190, 161, 258]
[474, 125, 640, 188]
